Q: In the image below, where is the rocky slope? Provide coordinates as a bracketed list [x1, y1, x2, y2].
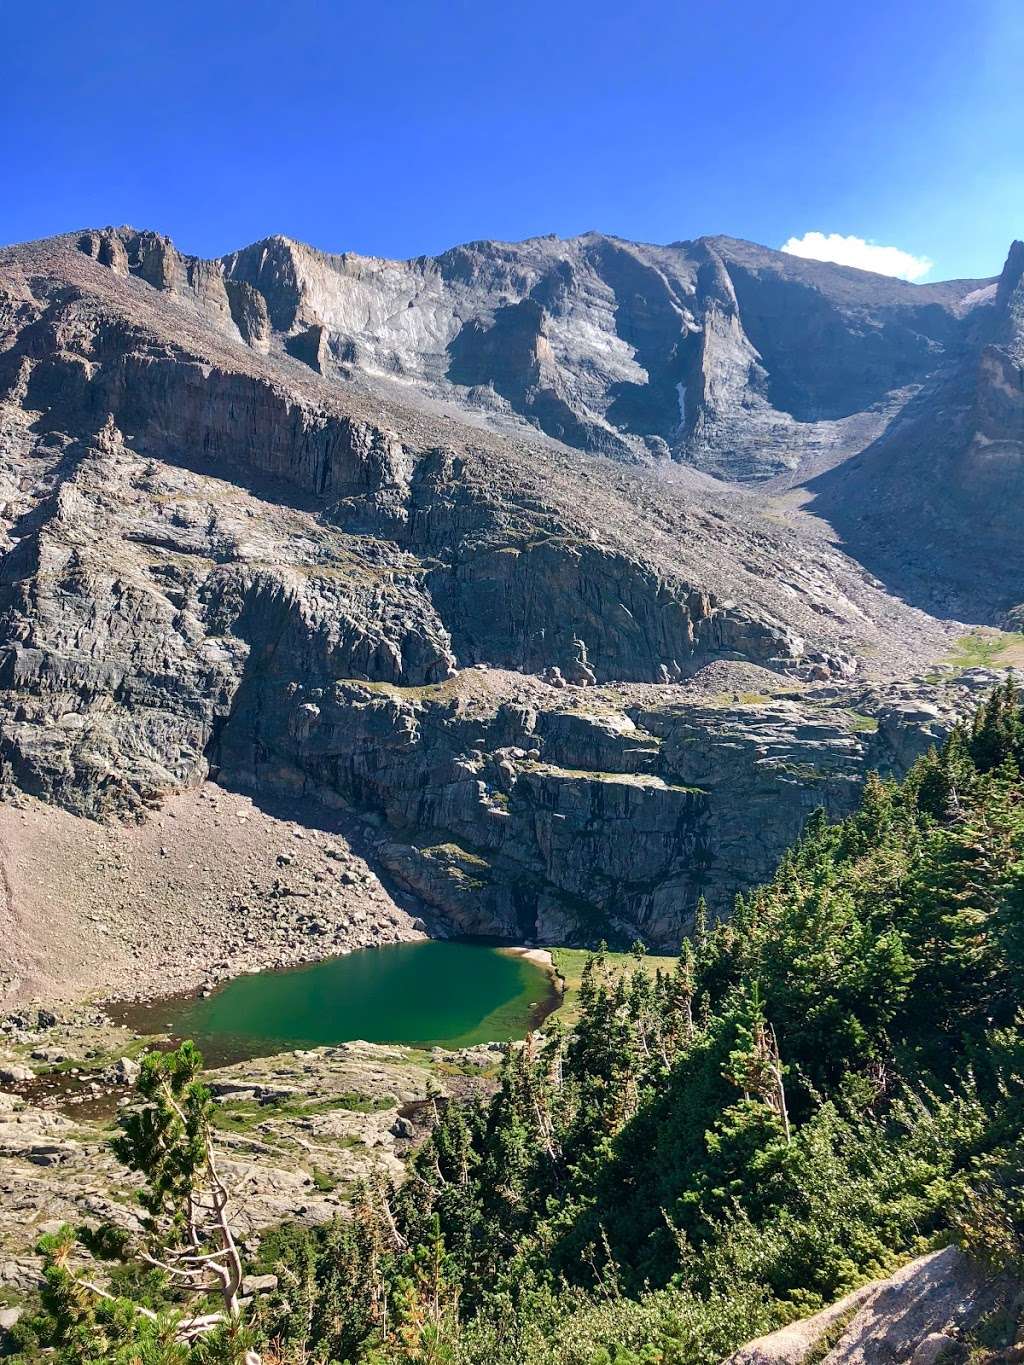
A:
[0, 1020, 488, 1306]
[0, 782, 425, 1006]
[0, 223, 1018, 984]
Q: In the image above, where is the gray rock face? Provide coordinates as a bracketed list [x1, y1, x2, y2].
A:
[68, 223, 1024, 620]
[214, 231, 981, 479]
[0, 1305, 23, 1333]
[727, 1245, 1019, 1365]
[70, 226, 990, 486]
[216, 670, 985, 947]
[0, 223, 1006, 950]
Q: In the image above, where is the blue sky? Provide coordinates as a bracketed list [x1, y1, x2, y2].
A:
[2, 0, 1021, 281]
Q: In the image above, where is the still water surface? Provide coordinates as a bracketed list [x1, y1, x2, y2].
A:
[125, 941, 558, 1066]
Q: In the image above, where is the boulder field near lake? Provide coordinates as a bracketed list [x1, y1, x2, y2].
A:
[1, 222, 1024, 1356]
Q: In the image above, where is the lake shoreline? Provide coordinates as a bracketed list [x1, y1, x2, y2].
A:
[111, 942, 561, 1023]
[505, 946, 556, 972]
[107, 940, 564, 1068]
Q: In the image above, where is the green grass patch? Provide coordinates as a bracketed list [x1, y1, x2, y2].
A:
[777, 761, 828, 782]
[550, 946, 677, 1029]
[421, 843, 491, 869]
[713, 690, 773, 706]
[331, 1091, 397, 1113]
[847, 712, 880, 734]
[20, 1032, 159, 1079]
[521, 762, 703, 793]
[343, 677, 462, 702]
[944, 630, 1024, 672]
[212, 1091, 393, 1133]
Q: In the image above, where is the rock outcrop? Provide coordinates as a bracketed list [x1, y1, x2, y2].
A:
[726, 1245, 1022, 1365]
[237, 669, 988, 946]
[0, 1031, 458, 1292]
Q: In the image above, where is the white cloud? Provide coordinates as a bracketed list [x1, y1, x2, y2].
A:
[780, 231, 934, 282]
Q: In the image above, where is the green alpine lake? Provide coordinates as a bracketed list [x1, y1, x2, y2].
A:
[124, 941, 560, 1066]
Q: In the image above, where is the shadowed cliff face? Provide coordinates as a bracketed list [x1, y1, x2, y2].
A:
[805, 240, 1024, 620]
[0, 224, 1013, 946]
